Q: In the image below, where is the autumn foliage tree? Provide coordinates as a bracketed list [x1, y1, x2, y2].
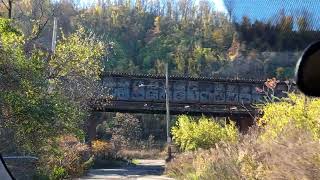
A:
[0, 18, 105, 177]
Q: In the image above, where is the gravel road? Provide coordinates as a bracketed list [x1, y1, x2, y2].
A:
[78, 159, 174, 180]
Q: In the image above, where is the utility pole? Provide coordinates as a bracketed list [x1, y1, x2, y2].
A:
[48, 17, 57, 94]
[138, 63, 172, 161]
[51, 17, 57, 53]
[165, 63, 172, 161]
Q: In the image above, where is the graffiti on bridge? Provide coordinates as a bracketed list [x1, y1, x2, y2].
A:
[102, 76, 287, 105]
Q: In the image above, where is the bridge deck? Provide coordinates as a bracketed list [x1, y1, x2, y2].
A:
[94, 100, 257, 116]
[93, 72, 288, 116]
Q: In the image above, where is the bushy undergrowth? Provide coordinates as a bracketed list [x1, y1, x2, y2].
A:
[172, 115, 239, 151]
[88, 113, 166, 164]
[115, 135, 166, 160]
[92, 140, 113, 157]
[167, 125, 320, 180]
[118, 148, 166, 160]
[38, 135, 92, 179]
[90, 140, 128, 168]
[167, 94, 320, 179]
[111, 113, 143, 150]
[258, 93, 320, 140]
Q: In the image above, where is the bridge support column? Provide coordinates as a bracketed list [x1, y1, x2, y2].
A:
[230, 116, 255, 133]
[87, 118, 97, 147]
[86, 112, 105, 146]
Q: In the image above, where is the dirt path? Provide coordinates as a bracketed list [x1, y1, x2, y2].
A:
[78, 159, 174, 180]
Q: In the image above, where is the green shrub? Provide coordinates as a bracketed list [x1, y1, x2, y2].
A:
[171, 115, 239, 151]
[258, 93, 320, 140]
[50, 166, 67, 180]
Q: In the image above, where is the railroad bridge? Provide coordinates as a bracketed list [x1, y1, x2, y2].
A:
[87, 72, 288, 143]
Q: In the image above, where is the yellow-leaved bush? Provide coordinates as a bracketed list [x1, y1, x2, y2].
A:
[171, 115, 238, 151]
[92, 140, 113, 157]
[258, 93, 320, 140]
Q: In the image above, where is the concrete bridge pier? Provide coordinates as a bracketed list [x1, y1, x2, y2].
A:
[86, 114, 97, 147]
[229, 116, 255, 133]
[86, 112, 106, 146]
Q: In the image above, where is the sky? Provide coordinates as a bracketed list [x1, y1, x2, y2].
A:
[212, 0, 228, 13]
[231, 0, 320, 22]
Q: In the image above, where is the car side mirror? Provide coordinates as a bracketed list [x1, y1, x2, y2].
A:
[0, 155, 13, 180]
[296, 41, 320, 97]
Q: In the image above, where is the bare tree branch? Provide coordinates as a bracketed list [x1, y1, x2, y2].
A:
[240, 101, 255, 120]
[30, 18, 50, 41]
[1, 0, 9, 10]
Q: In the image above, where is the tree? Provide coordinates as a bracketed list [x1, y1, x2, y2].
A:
[0, 0, 13, 18]
[111, 113, 142, 149]
[224, 0, 235, 21]
[48, 27, 106, 110]
[0, 18, 84, 153]
[297, 10, 313, 32]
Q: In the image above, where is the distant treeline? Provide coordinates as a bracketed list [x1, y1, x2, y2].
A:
[1, 0, 319, 79]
